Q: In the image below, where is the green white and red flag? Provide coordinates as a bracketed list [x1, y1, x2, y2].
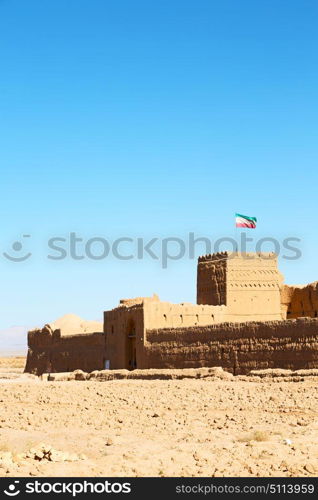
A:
[235, 213, 257, 228]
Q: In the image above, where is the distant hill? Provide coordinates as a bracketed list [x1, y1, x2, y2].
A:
[0, 325, 28, 356]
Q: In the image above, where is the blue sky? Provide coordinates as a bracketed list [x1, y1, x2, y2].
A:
[0, 0, 317, 331]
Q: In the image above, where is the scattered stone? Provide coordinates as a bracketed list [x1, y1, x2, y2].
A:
[23, 444, 84, 464]
[193, 452, 200, 462]
[304, 463, 317, 474]
[283, 438, 292, 445]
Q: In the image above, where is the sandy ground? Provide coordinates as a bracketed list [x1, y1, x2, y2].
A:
[0, 356, 25, 370]
[0, 358, 318, 477]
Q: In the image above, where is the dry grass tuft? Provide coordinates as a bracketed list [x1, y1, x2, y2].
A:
[238, 430, 270, 443]
[0, 357, 26, 369]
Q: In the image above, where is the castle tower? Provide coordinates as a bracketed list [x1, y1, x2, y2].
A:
[197, 252, 284, 321]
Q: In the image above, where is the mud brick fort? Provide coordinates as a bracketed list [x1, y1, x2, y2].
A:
[25, 252, 318, 375]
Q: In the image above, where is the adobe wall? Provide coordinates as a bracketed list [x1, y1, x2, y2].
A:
[226, 253, 284, 321]
[143, 301, 228, 330]
[104, 297, 230, 370]
[104, 303, 145, 370]
[143, 318, 318, 374]
[197, 253, 227, 305]
[281, 282, 318, 319]
[197, 252, 284, 322]
[25, 330, 106, 375]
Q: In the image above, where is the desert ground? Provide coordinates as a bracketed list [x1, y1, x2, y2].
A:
[0, 357, 318, 477]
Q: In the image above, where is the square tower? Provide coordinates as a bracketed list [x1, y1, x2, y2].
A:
[197, 252, 284, 321]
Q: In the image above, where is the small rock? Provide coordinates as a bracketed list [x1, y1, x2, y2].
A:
[283, 438, 292, 445]
[304, 463, 317, 474]
[49, 450, 66, 463]
[193, 452, 200, 462]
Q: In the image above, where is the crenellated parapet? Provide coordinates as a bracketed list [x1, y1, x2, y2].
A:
[198, 251, 277, 262]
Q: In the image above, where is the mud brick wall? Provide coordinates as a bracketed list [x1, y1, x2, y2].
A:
[144, 318, 318, 374]
[25, 331, 107, 375]
[281, 283, 318, 319]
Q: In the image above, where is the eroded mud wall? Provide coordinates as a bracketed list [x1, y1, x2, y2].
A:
[144, 318, 318, 374]
[25, 331, 106, 375]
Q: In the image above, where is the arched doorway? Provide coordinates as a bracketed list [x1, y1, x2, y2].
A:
[126, 319, 137, 370]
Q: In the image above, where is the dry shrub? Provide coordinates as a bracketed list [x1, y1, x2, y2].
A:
[238, 430, 270, 443]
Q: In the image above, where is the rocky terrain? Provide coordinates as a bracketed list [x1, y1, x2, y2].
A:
[0, 358, 317, 477]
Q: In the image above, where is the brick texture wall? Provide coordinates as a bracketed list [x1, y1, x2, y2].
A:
[144, 318, 318, 374]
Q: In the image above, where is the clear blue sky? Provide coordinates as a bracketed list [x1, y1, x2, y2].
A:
[0, 0, 317, 330]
